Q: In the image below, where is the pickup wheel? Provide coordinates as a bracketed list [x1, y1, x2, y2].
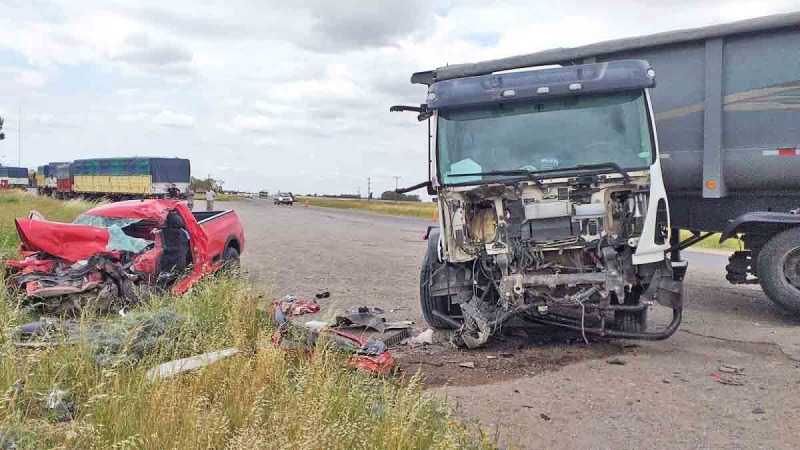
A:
[420, 233, 459, 330]
[758, 227, 800, 314]
[222, 246, 240, 271]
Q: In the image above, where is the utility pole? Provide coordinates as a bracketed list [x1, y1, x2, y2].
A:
[367, 177, 371, 201]
[17, 106, 21, 166]
[393, 176, 401, 202]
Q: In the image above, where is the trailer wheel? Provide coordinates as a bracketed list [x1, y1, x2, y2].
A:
[757, 227, 800, 314]
[420, 233, 459, 329]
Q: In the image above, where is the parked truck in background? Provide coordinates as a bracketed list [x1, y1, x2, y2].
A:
[0, 166, 30, 189]
[73, 157, 190, 200]
[36, 162, 66, 197]
[404, 12, 800, 317]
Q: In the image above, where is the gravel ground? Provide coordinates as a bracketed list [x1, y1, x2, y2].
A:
[229, 199, 800, 449]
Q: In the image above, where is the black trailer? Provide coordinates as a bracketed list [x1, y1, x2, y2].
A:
[412, 12, 800, 313]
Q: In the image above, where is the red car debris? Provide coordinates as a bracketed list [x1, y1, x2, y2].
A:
[272, 306, 396, 376]
[5, 200, 245, 314]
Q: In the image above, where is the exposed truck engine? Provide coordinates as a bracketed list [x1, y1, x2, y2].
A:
[393, 60, 684, 346]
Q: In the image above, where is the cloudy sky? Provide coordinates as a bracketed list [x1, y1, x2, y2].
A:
[1, 0, 799, 194]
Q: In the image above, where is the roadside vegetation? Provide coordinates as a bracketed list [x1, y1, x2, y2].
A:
[0, 191, 95, 259]
[0, 191, 492, 449]
[300, 197, 439, 220]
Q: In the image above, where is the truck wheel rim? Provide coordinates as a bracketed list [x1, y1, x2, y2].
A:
[782, 248, 800, 290]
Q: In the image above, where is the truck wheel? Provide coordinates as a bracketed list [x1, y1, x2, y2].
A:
[420, 234, 459, 329]
[757, 227, 800, 314]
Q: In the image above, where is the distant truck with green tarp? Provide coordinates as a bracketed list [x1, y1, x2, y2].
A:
[72, 157, 191, 200]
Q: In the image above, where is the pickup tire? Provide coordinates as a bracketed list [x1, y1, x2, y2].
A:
[757, 227, 800, 314]
[420, 232, 459, 329]
[222, 246, 240, 271]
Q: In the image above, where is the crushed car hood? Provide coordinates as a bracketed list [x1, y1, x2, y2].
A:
[15, 218, 113, 263]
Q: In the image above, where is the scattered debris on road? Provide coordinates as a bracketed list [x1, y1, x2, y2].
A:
[752, 406, 766, 414]
[410, 329, 435, 345]
[334, 309, 413, 334]
[315, 291, 330, 299]
[275, 295, 320, 316]
[718, 363, 745, 374]
[606, 357, 627, 366]
[710, 372, 745, 386]
[458, 361, 476, 369]
[273, 306, 395, 375]
[540, 413, 552, 422]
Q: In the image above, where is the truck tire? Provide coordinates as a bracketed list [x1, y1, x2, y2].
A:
[757, 227, 800, 314]
[420, 233, 459, 329]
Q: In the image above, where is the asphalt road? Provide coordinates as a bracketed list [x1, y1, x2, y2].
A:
[229, 199, 800, 449]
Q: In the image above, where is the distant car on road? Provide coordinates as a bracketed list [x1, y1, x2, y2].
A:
[274, 192, 294, 205]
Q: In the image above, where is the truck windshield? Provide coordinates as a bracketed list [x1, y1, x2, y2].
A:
[437, 91, 653, 184]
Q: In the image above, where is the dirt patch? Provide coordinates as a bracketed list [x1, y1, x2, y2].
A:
[394, 326, 624, 387]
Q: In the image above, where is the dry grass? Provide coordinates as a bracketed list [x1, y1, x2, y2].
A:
[0, 192, 492, 449]
[0, 191, 96, 259]
[299, 197, 438, 220]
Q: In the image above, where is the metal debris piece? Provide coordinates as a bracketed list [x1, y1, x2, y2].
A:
[456, 301, 491, 349]
[606, 357, 627, 366]
[335, 313, 387, 333]
[719, 364, 744, 374]
[710, 372, 745, 386]
[458, 361, 476, 369]
[146, 348, 239, 383]
[44, 388, 74, 422]
[382, 328, 411, 347]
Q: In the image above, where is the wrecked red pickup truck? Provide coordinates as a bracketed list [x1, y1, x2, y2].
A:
[6, 200, 245, 314]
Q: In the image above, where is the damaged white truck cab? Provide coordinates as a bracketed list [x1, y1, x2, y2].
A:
[394, 60, 683, 347]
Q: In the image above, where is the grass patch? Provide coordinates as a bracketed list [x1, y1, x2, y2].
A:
[0, 191, 96, 259]
[0, 274, 490, 449]
[0, 191, 492, 449]
[300, 197, 438, 220]
[215, 193, 246, 202]
[678, 230, 741, 252]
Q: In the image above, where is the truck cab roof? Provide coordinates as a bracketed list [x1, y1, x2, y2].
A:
[426, 60, 655, 111]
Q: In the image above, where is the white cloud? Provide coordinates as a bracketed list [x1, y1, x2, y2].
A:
[2, 0, 800, 192]
[17, 70, 47, 88]
[230, 115, 274, 133]
[152, 110, 196, 128]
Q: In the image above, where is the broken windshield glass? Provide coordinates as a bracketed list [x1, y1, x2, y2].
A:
[73, 215, 142, 229]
